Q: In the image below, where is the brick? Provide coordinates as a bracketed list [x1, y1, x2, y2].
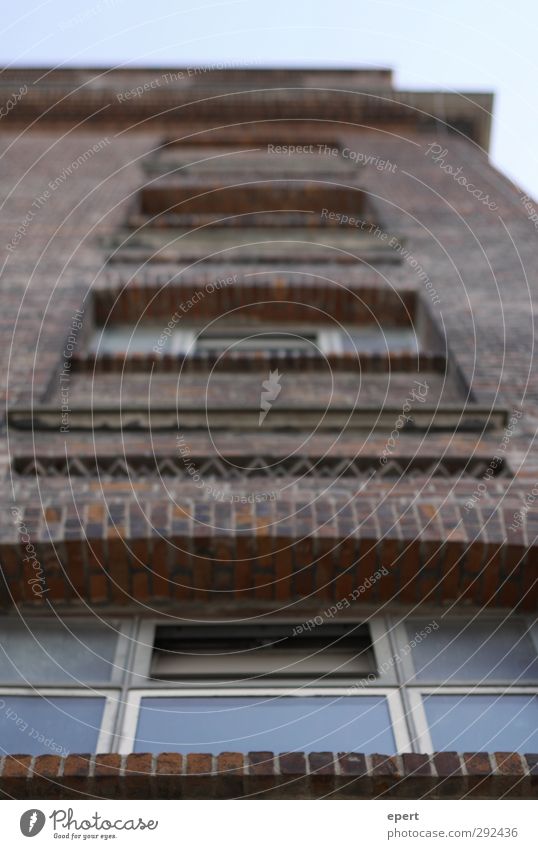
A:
[431, 752, 465, 799]
[493, 752, 525, 776]
[217, 752, 244, 775]
[492, 752, 528, 798]
[308, 752, 335, 775]
[216, 753, 245, 798]
[92, 754, 123, 797]
[0, 755, 32, 800]
[184, 754, 213, 800]
[186, 754, 212, 774]
[247, 752, 275, 776]
[401, 753, 436, 798]
[334, 753, 371, 799]
[94, 753, 122, 777]
[125, 753, 154, 798]
[402, 753, 432, 777]
[371, 755, 402, 797]
[32, 755, 64, 799]
[155, 753, 183, 800]
[63, 754, 92, 777]
[279, 752, 306, 775]
[464, 752, 493, 797]
[33, 754, 61, 778]
[156, 753, 183, 775]
[61, 754, 91, 797]
[433, 752, 462, 778]
[245, 752, 278, 795]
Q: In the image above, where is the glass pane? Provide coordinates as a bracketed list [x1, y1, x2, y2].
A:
[423, 694, 538, 754]
[195, 334, 316, 353]
[92, 326, 160, 354]
[0, 621, 119, 684]
[134, 696, 395, 754]
[342, 327, 418, 354]
[407, 619, 538, 682]
[0, 696, 105, 755]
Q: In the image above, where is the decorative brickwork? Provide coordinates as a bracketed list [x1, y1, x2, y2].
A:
[0, 751, 535, 800]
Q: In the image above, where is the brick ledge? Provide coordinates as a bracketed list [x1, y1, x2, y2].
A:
[0, 751, 536, 799]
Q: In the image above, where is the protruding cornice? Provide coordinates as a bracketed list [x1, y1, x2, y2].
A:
[0, 68, 493, 150]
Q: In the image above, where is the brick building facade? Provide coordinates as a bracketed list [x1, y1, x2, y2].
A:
[0, 67, 536, 799]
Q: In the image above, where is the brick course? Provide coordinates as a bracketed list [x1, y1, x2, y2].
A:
[0, 752, 534, 800]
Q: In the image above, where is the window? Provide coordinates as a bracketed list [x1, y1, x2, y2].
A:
[150, 623, 375, 681]
[91, 324, 418, 357]
[411, 692, 538, 754]
[0, 694, 113, 756]
[192, 330, 317, 353]
[393, 615, 538, 754]
[0, 618, 129, 755]
[403, 618, 538, 683]
[145, 147, 355, 177]
[0, 618, 128, 684]
[1, 615, 536, 755]
[130, 694, 397, 754]
[118, 618, 405, 754]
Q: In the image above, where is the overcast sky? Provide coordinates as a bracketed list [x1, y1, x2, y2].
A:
[2, 0, 536, 198]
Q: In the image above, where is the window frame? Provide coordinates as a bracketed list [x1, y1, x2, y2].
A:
[408, 686, 538, 754]
[0, 687, 120, 754]
[130, 617, 397, 688]
[0, 617, 133, 687]
[390, 614, 538, 687]
[117, 685, 411, 755]
[91, 323, 419, 359]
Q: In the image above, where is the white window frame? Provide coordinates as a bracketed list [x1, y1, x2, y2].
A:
[0, 617, 132, 687]
[0, 688, 120, 754]
[129, 617, 397, 687]
[117, 686, 411, 755]
[92, 324, 419, 358]
[170, 330, 196, 355]
[409, 686, 538, 754]
[390, 614, 538, 686]
[318, 330, 343, 354]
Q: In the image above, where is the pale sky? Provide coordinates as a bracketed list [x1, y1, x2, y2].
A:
[1, 0, 537, 198]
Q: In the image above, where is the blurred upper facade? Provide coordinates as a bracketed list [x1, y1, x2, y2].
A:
[0, 67, 536, 801]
